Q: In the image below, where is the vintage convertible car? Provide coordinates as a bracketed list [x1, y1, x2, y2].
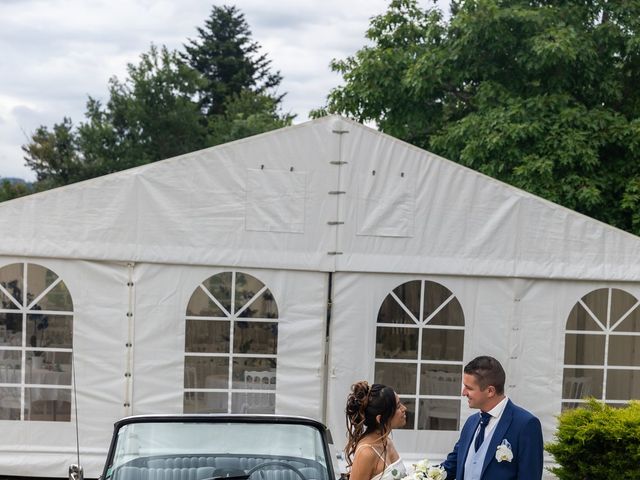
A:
[80, 415, 339, 480]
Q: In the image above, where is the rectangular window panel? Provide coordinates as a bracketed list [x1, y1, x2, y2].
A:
[26, 352, 72, 385]
[0, 387, 21, 420]
[374, 362, 416, 395]
[418, 398, 460, 430]
[0, 351, 21, 377]
[185, 320, 229, 353]
[606, 370, 640, 400]
[184, 356, 229, 389]
[231, 392, 275, 414]
[25, 388, 70, 421]
[376, 326, 418, 359]
[421, 329, 464, 361]
[27, 314, 73, 349]
[563, 368, 603, 399]
[564, 334, 605, 365]
[183, 392, 228, 413]
[233, 322, 277, 355]
[0, 313, 22, 346]
[420, 365, 462, 396]
[232, 358, 276, 390]
[607, 335, 640, 366]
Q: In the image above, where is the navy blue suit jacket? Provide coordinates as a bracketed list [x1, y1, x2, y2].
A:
[441, 399, 543, 480]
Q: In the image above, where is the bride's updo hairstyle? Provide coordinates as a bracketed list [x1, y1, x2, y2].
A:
[344, 381, 398, 467]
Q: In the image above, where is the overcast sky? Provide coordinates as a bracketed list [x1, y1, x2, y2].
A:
[0, 0, 447, 181]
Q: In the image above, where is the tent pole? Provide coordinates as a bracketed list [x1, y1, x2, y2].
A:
[320, 272, 334, 424]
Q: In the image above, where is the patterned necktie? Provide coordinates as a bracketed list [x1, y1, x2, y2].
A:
[474, 411, 492, 452]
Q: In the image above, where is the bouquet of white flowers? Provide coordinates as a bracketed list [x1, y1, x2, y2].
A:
[404, 459, 447, 480]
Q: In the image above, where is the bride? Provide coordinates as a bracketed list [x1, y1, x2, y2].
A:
[345, 381, 408, 480]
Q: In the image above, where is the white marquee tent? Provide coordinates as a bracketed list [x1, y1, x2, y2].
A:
[0, 116, 639, 477]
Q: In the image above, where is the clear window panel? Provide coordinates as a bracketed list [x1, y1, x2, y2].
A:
[202, 273, 232, 314]
[561, 401, 588, 412]
[565, 303, 602, 331]
[234, 273, 266, 315]
[609, 289, 638, 327]
[185, 320, 229, 353]
[418, 398, 460, 430]
[186, 287, 225, 317]
[398, 397, 415, 430]
[232, 391, 275, 414]
[26, 352, 72, 385]
[608, 335, 640, 366]
[184, 392, 228, 413]
[0, 289, 20, 310]
[615, 305, 640, 333]
[374, 362, 416, 395]
[423, 282, 453, 321]
[233, 322, 277, 354]
[25, 388, 70, 421]
[0, 264, 24, 307]
[376, 326, 418, 359]
[427, 297, 464, 327]
[580, 289, 609, 326]
[184, 356, 229, 389]
[562, 368, 603, 399]
[606, 370, 640, 400]
[420, 364, 462, 396]
[26, 264, 57, 305]
[377, 295, 416, 324]
[0, 313, 22, 346]
[421, 329, 464, 361]
[26, 314, 73, 349]
[32, 281, 73, 311]
[237, 289, 278, 319]
[232, 358, 276, 390]
[564, 334, 605, 365]
[0, 358, 21, 383]
[392, 281, 421, 320]
[0, 387, 21, 420]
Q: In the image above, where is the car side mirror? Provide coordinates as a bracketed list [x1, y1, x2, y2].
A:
[69, 464, 84, 480]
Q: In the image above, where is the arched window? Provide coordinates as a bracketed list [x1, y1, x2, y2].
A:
[374, 280, 464, 430]
[563, 287, 640, 410]
[183, 271, 278, 414]
[0, 262, 74, 421]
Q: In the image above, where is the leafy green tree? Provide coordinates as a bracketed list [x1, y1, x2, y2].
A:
[324, 0, 640, 234]
[183, 5, 283, 117]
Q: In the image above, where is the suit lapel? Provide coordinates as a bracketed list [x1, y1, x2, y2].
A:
[459, 414, 482, 479]
[480, 399, 514, 478]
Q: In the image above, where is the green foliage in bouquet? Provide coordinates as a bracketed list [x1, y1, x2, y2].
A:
[545, 399, 640, 479]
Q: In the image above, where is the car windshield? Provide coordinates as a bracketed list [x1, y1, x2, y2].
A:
[106, 421, 331, 480]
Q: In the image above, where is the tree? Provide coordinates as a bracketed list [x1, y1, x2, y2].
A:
[183, 5, 283, 117]
[324, 0, 640, 234]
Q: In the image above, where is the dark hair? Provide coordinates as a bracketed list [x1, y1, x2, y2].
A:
[344, 381, 397, 467]
[464, 356, 505, 394]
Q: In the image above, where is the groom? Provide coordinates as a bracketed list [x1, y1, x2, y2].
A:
[441, 356, 543, 479]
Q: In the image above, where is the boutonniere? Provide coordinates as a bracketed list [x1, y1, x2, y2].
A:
[495, 439, 513, 463]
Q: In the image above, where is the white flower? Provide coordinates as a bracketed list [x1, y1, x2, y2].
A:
[495, 439, 513, 463]
[410, 460, 446, 480]
[425, 466, 447, 480]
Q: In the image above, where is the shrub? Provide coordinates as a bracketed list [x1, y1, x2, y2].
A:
[545, 399, 640, 479]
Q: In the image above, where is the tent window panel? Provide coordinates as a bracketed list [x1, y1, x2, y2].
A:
[421, 329, 464, 361]
[26, 314, 73, 349]
[232, 358, 276, 390]
[0, 387, 21, 420]
[374, 362, 416, 395]
[0, 264, 24, 304]
[427, 297, 464, 327]
[615, 306, 640, 332]
[0, 313, 22, 346]
[376, 327, 418, 359]
[418, 398, 460, 431]
[420, 365, 462, 396]
[0, 290, 19, 310]
[398, 398, 415, 430]
[184, 356, 229, 389]
[562, 368, 603, 399]
[184, 392, 228, 414]
[0, 351, 21, 373]
[26, 264, 57, 304]
[237, 290, 278, 319]
[608, 335, 640, 366]
[423, 282, 453, 320]
[186, 288, 225, 317]
[377, 295, 415, 324]
[26, 351, 72, 385]
[580, 289, 609, 326]
[25, 388, 70, 422]
[610, 289, 638, 325]
[233, 322, 277, 354]
[32, 281, 73, 312]
[232, 392, 275, 414]
[202, 273, 232, 313]
[185, 320, 229, 353]
[564, 334, 605, 365]
[392, 281, 421, 320]
[234, 273, 265, 314]
[565, 303, 602, 331]
[606, 370, 640, 400]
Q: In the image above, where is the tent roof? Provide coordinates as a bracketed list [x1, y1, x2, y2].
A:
[2, 115, 639, 281]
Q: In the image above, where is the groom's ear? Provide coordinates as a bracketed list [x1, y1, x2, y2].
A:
[486, 385, 497, 397]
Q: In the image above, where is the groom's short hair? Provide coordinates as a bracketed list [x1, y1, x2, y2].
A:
[464, 356, 505, 394]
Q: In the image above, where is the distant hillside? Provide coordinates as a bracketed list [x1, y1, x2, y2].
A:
[2, 177, 33, 186]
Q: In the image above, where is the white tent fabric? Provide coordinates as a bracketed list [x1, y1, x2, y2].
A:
[0, 116, 638, 477]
